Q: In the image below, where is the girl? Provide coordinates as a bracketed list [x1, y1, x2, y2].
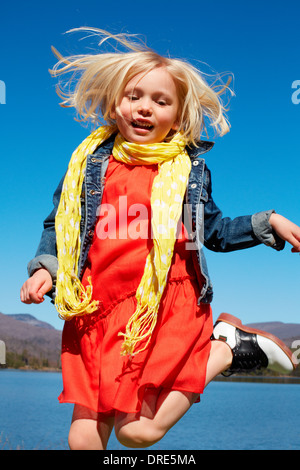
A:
[20, 29, 300, 450]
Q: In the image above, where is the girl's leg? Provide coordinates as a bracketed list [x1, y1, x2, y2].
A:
[115, 340, 232, 449]
[204, 339, 233, 386]
[68, 404, 114, 450]
[115, 389, 198, 448]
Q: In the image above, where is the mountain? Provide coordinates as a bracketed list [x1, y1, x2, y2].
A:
[6, 313, 55, 330]
[0, 312, 62, 369]
[246, 321, 300, 348]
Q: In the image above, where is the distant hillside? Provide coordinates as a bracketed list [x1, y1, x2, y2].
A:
[0, 312, 299, 371]
[0, 312, 61, 369]
[6, 313, 56, 330]
[246, 321, 300, 349]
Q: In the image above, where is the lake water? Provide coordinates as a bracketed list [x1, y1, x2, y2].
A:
[0, 369, 299, 450]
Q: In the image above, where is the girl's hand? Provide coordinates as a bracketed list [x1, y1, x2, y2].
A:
[269, 213, 300, 253]
[20, 269, 53, 304]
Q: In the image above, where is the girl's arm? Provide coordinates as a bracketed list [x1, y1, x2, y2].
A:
[23, 174, 66, 303]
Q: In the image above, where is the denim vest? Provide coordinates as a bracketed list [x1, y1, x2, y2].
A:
[28, 136, 284, 304]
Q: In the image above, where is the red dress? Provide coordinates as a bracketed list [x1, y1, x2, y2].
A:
[58, 156, 213, 415]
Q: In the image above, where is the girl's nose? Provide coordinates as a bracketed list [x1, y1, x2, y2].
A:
[137, 98, 152, 116]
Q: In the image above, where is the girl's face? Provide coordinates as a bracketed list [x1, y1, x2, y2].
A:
[112, 67, 180, 144]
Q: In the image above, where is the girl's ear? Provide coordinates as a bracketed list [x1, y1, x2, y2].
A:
[110, 104, 116, 120]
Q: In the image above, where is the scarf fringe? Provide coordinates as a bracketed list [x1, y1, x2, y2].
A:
[118, 303, 159, 357]
[56, 275, 99, 320]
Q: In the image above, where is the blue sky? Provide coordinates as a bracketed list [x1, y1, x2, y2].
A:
[0, 0, 299, 330]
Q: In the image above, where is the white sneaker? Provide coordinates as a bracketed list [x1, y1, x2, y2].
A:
[213, 313, 297, 375]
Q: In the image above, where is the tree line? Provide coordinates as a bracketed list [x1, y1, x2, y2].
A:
[4, 349, 61, 370]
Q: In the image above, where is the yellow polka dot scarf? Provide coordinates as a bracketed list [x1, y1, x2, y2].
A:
[55, 125, 191, 357]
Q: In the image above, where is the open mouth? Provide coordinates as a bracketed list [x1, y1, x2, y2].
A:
[131, 120, 154, 131]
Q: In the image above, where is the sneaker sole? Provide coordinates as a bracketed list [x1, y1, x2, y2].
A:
[216, 313, 298, 370]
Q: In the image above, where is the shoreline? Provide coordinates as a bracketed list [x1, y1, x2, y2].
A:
[213, 374, 300, 384]
[0, 366, 61, 373]
[1, 367, 300, 384]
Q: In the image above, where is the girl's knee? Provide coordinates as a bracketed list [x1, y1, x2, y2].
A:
[68, 404, 113, 450]
[115, 422, 164, 449]
[68, 421, 108, 450]
[68, 427, 90, 450]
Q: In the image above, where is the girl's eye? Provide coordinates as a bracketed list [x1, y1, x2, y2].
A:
[128, 95, 139, 101]
[157, 100, 167, 106]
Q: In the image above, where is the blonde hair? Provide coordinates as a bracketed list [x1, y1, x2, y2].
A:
[50, 28, 232, 146]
